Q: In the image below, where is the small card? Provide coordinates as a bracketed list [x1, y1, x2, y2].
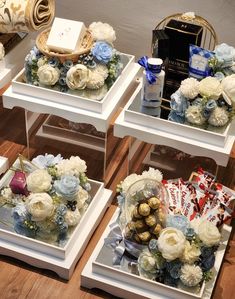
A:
[47, 17, 86, 54]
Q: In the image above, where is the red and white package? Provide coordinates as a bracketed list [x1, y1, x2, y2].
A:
[201, 203, 233, 227]
[195, 168, 216, 190]
[200, 189, 218, 217]
[214, 184, 235, 206]
[163, 179, 181, 214]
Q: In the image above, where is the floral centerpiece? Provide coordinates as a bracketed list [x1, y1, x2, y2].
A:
[24, 22, 123, 99]
[0, 154, 91, 245]
[169, 43, 235, 128]
[109, 168, 234, 294]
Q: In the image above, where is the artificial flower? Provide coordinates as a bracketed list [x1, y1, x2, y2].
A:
[26, 169, 52, 193]
[199, 77, 222, 100]
[0, 42, 5, 60]
[89, 22, 116, 43]
[37, 57, 47, 68]
[180, 264, 203, 287]
[168, 111, 185, 123]
[214, 72, 225, 82]
[138, 250, 157, 272]
[157, 227, 186, 261]
[140, 167, 163, 182]
[26, 193, 54, 221]
[181, 241, 201, 264]
[76, 186, 89, 209]
[56, 156, 87, 177]
[222, 74, 235, 104]
[64, 208, 81, 226]
[170, 89, 188, 115]
[121, 173, 141, 195]
[197, 220, 221, 246]
[185, 105, 206, 125]
[37, 64, 60, 86]
[32, 154, 63, 169]
[214, 43, 235, 67]
[179, 78, 199, 99]
[166, 215, 189, 234]
[66, 64, 90, 90]
[86, 70, 105, 89]
[54, 175, 80, 201]
[208, 107, 229, 127]
[92, 41, 113, 64]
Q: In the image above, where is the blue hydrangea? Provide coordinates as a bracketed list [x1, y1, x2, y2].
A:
[166, 260, 182, 280]
[92, 41, 113, 64]
[166, 215, 189, 234]
[170, 89, 189, 115]
[164, 273, 178, 287]
[32, 154, 63, 168]
[201, 254, 215, 271]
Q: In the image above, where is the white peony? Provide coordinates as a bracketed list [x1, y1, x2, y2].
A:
[158, 227, 186, 261]
[26, 193, 54, 221]
[185, 105, 206, 125]
[89, 22, 116, 43]
[121, 173, 141, 195]
[86, 70, 105, 89]
[198, 220, 221, 246]
[180, 264, 203, 287]
[222, 74, 235, 104]
[64, 208, 81, 226]
[37, 64, 60, 85]
[181, 241, 201, 264]
[199, 77, 222, 100]
[140, 167, 163, 182]
[66, 64, 90, 90]
[208, 107, 229, 127]
[0, 42, 5, 60]
[37, 57, 48, 68]
[56, 156, 87, 177]
[26, 169, 52, 193]
[77, 186, 89, 209]
[180, 78, 199, 99]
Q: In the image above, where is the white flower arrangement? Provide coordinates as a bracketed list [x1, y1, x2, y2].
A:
[89, 22, 116, 44]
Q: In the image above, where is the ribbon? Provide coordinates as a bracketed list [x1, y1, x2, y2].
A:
[104, 221, 146, 266]
[138, 56, 157, 84]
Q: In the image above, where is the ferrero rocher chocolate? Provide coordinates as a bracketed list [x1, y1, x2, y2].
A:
[138, 203, 151, 216]
[145, 214, 157, 227]
[148, 197, 161, 209]
[158, 208, 166, 223]
[153, 223, 162, 235]
[132, 206, 142, 219]
[134, 234, 141, 243]
[138, 231, 151, 242]
[134, 220, 146, 231]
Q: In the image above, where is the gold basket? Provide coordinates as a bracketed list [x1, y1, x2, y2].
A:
[36, 28, 94, 63]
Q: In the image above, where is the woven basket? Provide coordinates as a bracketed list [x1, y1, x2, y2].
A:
[36, 28, 94, 63]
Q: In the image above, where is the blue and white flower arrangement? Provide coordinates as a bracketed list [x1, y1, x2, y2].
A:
[24, 22, 123, 98]
[0, 154, 91, 245]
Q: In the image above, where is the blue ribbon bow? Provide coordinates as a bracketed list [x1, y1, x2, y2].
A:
[138, 56, 157, 84]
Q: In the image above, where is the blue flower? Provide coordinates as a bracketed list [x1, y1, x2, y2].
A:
[164, 273, 178, 287]
[215, 43, 235, 67]
[12, 204, 28, 222]
[166, 215, 189, 234]
[54, 175, 80, 201]
[168, 111, 185, 124]
[201, 254, 215, 271]
[84, 182, 91, 191]
[32, 154, 63, 169]
[148, 239, 159, 254]
[63, 60, 73, 70]
[170, 89, 189, 114]
[185, 228, 195, 241]
[48, 57, 60, 67]
[60, 67, 68, 77]
[192, 97, 203, 106]
[57, 204, 67, 216]
[59, 77, 67, 86]
[206, 99, 217, 111]
[92, 41, 113, 64]
[214, 72, 225, 81]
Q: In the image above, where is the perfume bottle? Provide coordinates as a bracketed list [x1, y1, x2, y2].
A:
[141, 58, 165, 117]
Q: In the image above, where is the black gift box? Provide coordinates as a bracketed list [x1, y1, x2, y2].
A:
[165, 19, 203, 71]
[152, 29, 170, 60]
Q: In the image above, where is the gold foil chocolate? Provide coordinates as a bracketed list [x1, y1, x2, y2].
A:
[138, 231, 151, 242]
[138, 203, 151, 216]
[145, 214, 157, 227]
[153, 223, 162, 235]
[148, 197, 161, 209]
[132, 206, 142, 219]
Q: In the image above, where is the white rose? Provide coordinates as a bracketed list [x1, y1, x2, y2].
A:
[181, 241, 201, 264]
[66, 64, 90, 90]
[138, 251, 156, 272]
[26, 193, 54, 221]
[185, 105, 206, 125]
[158, 227, 186, 261]
[69, 156, 87, 175]
[89, 22, 116, 43]
[0, 42, 5, 60]
[180, 78, 199, 99]
[65, 208, 81, 226]
[56, 156, 87, 177]
[198, 220, 221, 246]
[37, 64, 60, 85]
[77, 186, 89, 209]
[222, 74, 235, 104]
[26, 169, 52, 193]
[199, 76, 222, 99]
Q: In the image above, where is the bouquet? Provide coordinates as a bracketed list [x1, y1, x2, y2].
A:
[0, 154, 91, 246]
[113, 168, 234, 293]
[169, 42, 235, 129]
[24, 22, 123, 99]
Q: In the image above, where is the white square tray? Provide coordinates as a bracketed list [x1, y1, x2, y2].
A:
[11, 53, 135, 114]
[124, 83, 233, 147]
[81, 209, 231, 299]
[0, 160, 113, 279]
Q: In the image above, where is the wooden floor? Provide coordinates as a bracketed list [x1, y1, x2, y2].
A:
[0, 96, 234, 299]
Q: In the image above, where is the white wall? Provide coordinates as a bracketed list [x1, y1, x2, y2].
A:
[56, 0, 235, 59]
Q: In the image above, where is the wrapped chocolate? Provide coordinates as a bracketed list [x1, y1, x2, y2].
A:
[123, 178, 168, 245]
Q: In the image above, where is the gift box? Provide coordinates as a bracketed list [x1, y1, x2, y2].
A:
[165, 19, 203, 72]
[152, 29, 170, 61]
